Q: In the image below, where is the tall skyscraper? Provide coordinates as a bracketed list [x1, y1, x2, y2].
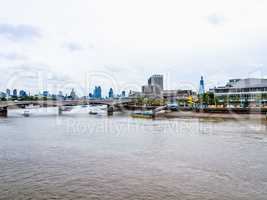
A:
[108, 88, 114, 98]
[93, 86, 102, 99]
[6, 89, 10, 97]
[199, 76, 205, 95]
[13, 89, 17, 97]
[70, 89, 76, 99]
[121, 91, 126, 97]
[98, 86, 102, 99]
[148, 74, 163, 90]
[141, 74, 164, 97]
[19, 90, 27, 97]
[43, 91, 49, 97]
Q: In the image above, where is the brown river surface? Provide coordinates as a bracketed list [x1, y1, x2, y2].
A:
[0, 107, 267, 200]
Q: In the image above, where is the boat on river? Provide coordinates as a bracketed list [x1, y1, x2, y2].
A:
[61, 106, 73, 112]
[23, 110, 30, 117]
[130, 110, 153, 118]
[89, 111, 98, 115]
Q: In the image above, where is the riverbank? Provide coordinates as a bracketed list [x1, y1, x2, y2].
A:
[160, 111, 267, 121]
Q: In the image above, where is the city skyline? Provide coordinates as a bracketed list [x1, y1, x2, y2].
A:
[2, 74, 267, 98]
[0, 73, 202, 98]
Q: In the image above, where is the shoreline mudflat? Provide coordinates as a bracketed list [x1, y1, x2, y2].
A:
[161, 111, 267, 121]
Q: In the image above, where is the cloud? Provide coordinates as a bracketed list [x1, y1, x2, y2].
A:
[206, 14, 225, 26]
[62, 42, 84, 52]
[0, 23, 42, 41]
[0, 0, 267, 93]
[0, 52, 27, 60]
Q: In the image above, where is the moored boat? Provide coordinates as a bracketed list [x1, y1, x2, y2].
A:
[61, 106, 73, 112]
[23, 110, 30, 117]
[130, 110, 153, 118]
[89, 111, 98, 115]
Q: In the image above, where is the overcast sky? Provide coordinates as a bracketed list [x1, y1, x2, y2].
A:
[0, 0, 267, 96]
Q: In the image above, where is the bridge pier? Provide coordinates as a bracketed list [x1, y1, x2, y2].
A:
[107, 105, 114, 116]
[0, 107, 8, 117]
[58, 106, 63, 115]
[152, 110, 156, 119]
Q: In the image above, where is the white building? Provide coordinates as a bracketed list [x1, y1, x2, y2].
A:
[210, 78, 267, 106]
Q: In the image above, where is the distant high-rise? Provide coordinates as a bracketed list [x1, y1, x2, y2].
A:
[6, 89, 10, 97]
[199, 76, 205, 95]
[141, 74, 163, 97]
[58, 91, 64, 99]
[98, 86, 102, 98]
[93, 87, 97, 98]
[70, 89, 76, 99]
[19, 90, 27, 97]
[93, 86, 102, 99]
[108, 88, 114, 98]
[43, 91, 49, 97]
[121, 91, 126, 97]
[148, 74, 163, 90]
[57, 91, 64, 100]
[13, 89, 17, 97]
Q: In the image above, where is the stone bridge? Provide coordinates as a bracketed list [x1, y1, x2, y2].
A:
[0, 99, 132, 117]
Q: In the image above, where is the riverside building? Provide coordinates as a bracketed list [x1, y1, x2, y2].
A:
[210, 78, 267, 107]
[141, 74, 163, 98]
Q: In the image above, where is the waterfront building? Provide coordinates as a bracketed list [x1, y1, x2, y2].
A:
[162, 90, 197, 106]
[162, 90, 196, 100]
[210, 78, 267, 107]
[141, 74, 164, 97]
[199, 76, 205, 95]
[108, 88, 114, 98]
[128, 90, 142, 98]
[148, 74, 163, 90]
[141, 85, 153, 94]
[142, 85, 161, 97]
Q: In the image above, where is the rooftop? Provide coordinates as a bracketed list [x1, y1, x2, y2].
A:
[220, 78, 267, 89]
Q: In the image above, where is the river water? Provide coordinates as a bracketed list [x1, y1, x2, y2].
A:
[0, 107, 267, 200]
